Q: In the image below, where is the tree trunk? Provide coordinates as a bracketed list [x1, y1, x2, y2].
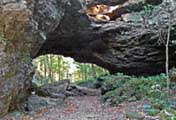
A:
[57, 56, 61, 81]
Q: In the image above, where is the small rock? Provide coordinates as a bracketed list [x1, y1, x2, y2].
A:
[126, 111, 145, 120]
[128, 96, 137, 102]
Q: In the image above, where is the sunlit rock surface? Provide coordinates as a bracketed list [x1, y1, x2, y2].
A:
[0, 0, 176, 117]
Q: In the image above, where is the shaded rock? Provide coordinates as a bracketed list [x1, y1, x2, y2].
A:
[36, 79, 70, 97]
[21, 95, 66, 112]
[37, 0, 176, 75]
[95, 77, 106, 89]
[145, 0, 163, 5]
[67, 85, 101, 96]
[35, 80, 100, 98]
[50, 93, 66, 99]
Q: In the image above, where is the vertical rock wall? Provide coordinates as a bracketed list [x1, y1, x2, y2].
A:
[0, 0, 65, 116]
[0, 1, 35, 116]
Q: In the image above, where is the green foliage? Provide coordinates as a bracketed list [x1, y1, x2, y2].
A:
[141, 4, 155, 17]
[147, 108, 160, 116]
[99, 73, 176, 118]
[144, 4, 154, 15]
[101, 73, 167, 103]
[159, 108, 176, 120]
[32, 55, 109, 86]
[75, 78, 96, 88]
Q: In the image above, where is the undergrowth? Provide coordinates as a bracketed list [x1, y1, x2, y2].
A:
[75, 78, 96, 88]
[96, 73, 176, 119]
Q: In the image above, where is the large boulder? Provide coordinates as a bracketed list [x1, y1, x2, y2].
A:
[36, 79, 70, 98]
[0, 0, 65, 116]
[21, 95, 66, 112]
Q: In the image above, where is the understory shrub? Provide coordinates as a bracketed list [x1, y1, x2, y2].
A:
[98, 73, 176, 118]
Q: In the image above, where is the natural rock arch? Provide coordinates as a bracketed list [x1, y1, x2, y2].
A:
[0, 0, 176, 117]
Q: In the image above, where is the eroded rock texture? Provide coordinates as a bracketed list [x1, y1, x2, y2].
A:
[38, 0, 176, 75]
[0, 0, 65, 116]
[0, 0, 176, 117]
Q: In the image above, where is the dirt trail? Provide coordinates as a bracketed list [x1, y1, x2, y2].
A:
[3, 95, 126, 120]
[34, 96, 125, 120]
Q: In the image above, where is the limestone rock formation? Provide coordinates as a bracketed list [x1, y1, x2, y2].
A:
[0, 0, 176, 117]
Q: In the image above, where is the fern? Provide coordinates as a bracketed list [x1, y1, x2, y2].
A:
[0, 33, 7, 45]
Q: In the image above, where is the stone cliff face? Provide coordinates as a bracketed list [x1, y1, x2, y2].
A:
[0, 1, 34, 116]
[0, 0, 176, 117]
[0, 0, 65, 116]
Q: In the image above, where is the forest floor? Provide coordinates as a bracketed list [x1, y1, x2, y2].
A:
[3, 94, 161, 120]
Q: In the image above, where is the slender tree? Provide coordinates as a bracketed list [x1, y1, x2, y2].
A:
[165, 0, 175, 95]
[91, 64, 97, 79]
